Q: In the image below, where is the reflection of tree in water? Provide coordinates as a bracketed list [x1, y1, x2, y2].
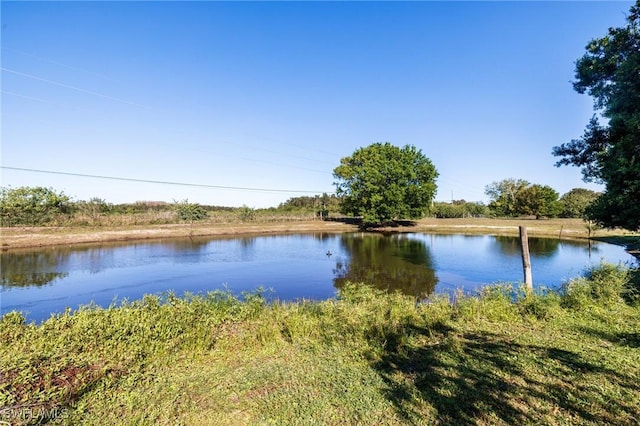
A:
[494, 236, 561, 259]
[557, 239, 602, 259]
[168, 237, 212, 252]
[334, 234, 438, 297]
[312, 232, 333, 243]
[240, 237, 256, 248]
[1, 251, 69, 288]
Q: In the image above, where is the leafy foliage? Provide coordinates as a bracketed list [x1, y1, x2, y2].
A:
[485, 178, 530, 217]
[432, 201, 489, 218]
[277, 193, 340, 218]
[0, 186, 73, 226]
[561, 262, 630, 309]
[173, 199, 208, 222]
[553, 1, 640, 230]
[333, 142, 438, 225]
[559, 188, 600, 218]
[485, 179, 561, 218]
[238, 205, 255, 222]
[517, 184, 562, 219]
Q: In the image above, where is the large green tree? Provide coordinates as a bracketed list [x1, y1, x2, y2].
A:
[517, 184, 563, 219]
[552, 1, 640, 230]
[333, 142, 438, 225]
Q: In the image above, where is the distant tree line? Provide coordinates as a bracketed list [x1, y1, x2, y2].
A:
[0, 186, 342, 227]
[431, 200, 489, 219]
[0, 183, 603, 227]
[277, 193, 341, 219]
[484, 178, 599, 219]
[427, 184, 599, 220]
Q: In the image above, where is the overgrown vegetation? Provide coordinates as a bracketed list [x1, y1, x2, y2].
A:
[1, 263, 638, 425]
[277, 193, 341, 219]
[173, 199, 208, 222]
[0, 187, 344, 228]
[0, 186, 73, 226]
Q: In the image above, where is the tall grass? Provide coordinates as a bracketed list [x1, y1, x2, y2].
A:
[53, 208, 325, 227]
[1, 263, 639, 425]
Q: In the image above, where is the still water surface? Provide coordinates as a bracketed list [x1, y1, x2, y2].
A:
[1, 233, 635, 322]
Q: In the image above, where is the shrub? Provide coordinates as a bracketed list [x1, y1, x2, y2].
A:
[174, 199, 208, 222]
[517, 288, 562, 320]
[561, 262, 630, 308]
[0, 186, 73, 226]
[238, 205, 255, 222]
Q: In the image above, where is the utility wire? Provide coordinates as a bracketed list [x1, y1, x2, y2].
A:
[1, 90, 57, 104]
[0, 67, 145, 108]
[1, 47, 117, 82]
[1, 166, 334, 194]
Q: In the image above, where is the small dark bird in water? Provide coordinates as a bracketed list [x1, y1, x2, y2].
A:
[326, 250, 332, 257]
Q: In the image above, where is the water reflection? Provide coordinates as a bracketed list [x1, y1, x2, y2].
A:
[334, 233, 438, 297]
[1, 251, 69, 287]
[493, 236, 602, 260]
[1, 233, 635, 323]
[494, 236, 562, 258]
[167, 237, 211, 252]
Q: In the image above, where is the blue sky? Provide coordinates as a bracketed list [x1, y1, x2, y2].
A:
[1, 1, 634, 208]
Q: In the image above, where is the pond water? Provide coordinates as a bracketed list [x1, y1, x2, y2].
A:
[1, 232, 636, 322]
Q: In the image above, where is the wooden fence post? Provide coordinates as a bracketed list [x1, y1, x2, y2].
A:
[519, 226, 533, 292]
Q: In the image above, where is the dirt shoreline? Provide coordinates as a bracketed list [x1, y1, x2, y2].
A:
[0, 221, 356, 251]
[3, 217, 633, 252]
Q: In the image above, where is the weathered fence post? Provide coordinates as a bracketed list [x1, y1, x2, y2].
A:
[519, 226, 533, 292]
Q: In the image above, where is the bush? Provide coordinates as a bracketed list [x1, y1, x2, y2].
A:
[174, 199, 208, 222]
[432, 201, 488, 218]
[76, 197, 112, 224]
[517, 288, 562, 320]
[561, 262, 630, 308]
[454, 284, 521, 322]
[432, 202, 466, 218]
[0, 186, 73, 226]
[238, 205, 255, 222]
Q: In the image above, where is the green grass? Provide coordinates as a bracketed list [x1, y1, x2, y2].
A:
[1, 264, 639, 425]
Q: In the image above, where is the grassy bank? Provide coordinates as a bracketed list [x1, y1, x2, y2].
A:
[1, 264, 639, 425]
[3, 217, 639, 251]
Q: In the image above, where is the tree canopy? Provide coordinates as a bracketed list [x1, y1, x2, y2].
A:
[485, 178, 530, 217]
[559, 188, 600, 219]
[333, 142, 438, 225]
[552, 1, 640, 230]
[517, 185, 562, 219]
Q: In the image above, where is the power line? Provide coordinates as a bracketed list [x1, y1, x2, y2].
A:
[1, 47, 117, 82]
[1, 166, 334, 194]
[1, 90, 57, 104]
[0, 67, 145, 108]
